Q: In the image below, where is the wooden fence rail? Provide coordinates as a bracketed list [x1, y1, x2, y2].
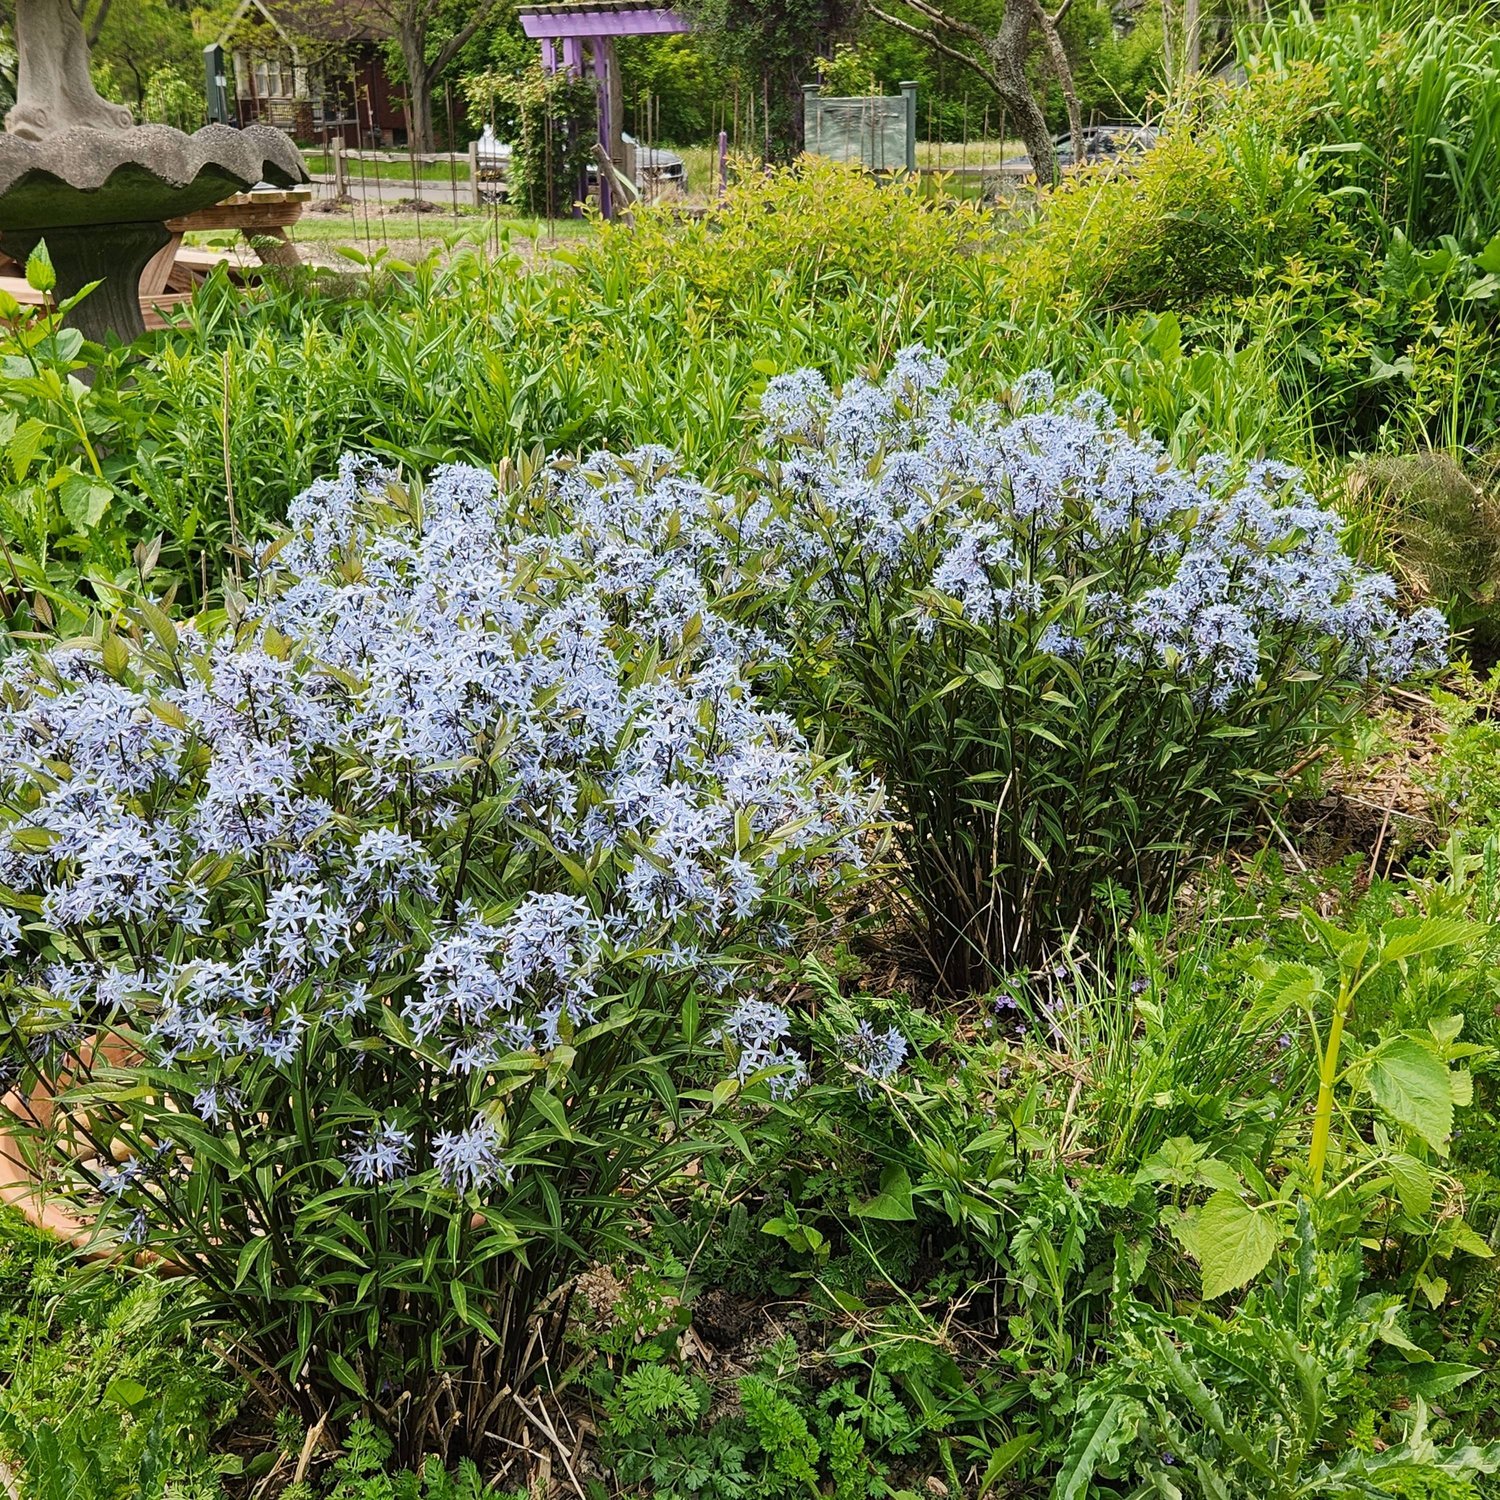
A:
[307, 139, 486, 205]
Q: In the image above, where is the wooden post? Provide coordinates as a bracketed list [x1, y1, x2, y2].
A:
[331, 134, 347, 197]
[468, 139, 481, 206]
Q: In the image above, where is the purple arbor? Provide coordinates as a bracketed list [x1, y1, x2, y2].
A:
[517, 0, 690, 218]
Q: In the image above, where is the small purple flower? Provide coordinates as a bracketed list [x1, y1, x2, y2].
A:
[192, 1083, 242, 1124]
[343, 1120, 415, 1187]
[841, 1020, 908, 1097]
[433, 1117, 509, 1195]
[719, 998, 807, 1096]
[98, 1159, 145, 1200]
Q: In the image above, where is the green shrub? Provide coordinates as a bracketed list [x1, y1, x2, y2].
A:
[1243, 0, 1500, 252]
[580, 155, 997, 310]
[1344, 454, 1500, 647]
[1057, 1215, 1500, 1500]
[0, 1212, 236, 1499]
[999, 66, 1329, 316]
[141, 66, 203, 133]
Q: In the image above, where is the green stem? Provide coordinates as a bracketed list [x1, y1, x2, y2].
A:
[1307, 974, 1352, 1192]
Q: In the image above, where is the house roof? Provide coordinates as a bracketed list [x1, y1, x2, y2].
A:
[221, 0, 395, 46]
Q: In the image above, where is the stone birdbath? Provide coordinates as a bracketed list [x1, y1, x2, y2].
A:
[0, 0, 308, 343]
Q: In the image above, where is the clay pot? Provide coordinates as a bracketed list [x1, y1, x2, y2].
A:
[0, 1033, 141, 1257]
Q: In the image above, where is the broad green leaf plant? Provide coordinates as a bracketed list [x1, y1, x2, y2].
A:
[1185, 910, 1492, 1302]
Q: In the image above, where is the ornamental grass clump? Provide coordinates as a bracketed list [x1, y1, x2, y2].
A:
[753, 350, 1447, 989]
[0, 459, 872, 1465]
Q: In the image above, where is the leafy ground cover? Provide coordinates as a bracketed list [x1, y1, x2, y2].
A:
[1, 2, 1499, 1497]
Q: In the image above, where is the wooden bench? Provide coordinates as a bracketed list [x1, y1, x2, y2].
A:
[151, 185, 315, 292]
[159, 243, 261, 291]
[0, 187, 311, 332]
[0, 274, 193, 331]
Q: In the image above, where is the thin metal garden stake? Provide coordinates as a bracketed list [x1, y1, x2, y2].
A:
[445, 83, 460, 222]
[405, 92, 424, 249]
[351, 66, 374, 261]
[220, 348, 242, 588]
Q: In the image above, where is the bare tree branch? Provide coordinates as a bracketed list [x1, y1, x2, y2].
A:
[870, 0, 1059, 183]
[867, 4, 1003, 96]
[83, 0, 113, 50]
[896, 0, 994, 51]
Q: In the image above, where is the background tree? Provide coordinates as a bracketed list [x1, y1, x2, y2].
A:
[0, 0, 198, 111]
[684, 0, 862, 160]
[371, 0, 507, 152]
[864, 0, 1081, 180]
[232, 0, 511, 151]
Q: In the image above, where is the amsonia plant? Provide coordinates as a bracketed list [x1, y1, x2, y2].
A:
[750, 349, 1447, 985]
[0, 458, 873, 1465]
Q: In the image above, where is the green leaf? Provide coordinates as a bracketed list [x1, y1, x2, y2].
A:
[325, 1350, 366, 1397]
[1244, 961, 1323, 1030]
[1406, 1362, 1482, 1399]
[977, 1431, 1038, 1496]
[103, 1376, 149, 1410]
[1366, 1038, 1454, 1154]
[851, 1164, 915, 1222]
[1052, 1397, 1137, 1500]
[25, 240, 55, 294]
[1385, 1153, 1434, 1221]
[1196, 1190, 1280, 1299]
[1378, 916, 1477, 965]
[1446, 1219, 1494, 1259]
[528, 1087, 573, 1141]
[58, 472, 111, 533]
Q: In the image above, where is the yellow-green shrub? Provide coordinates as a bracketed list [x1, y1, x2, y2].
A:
[1000, 66, 1331, 316]
[578, 156, 999, 311]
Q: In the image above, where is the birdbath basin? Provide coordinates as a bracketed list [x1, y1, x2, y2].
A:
[0, 0, 306, 344]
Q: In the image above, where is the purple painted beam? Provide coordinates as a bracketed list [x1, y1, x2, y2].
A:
[519, 7, 690, 36]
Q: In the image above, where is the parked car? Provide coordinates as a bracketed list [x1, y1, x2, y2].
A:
[1000, 123, 1157, 178]
[589, 133, 687, 191]
[472, 127, 686, 197]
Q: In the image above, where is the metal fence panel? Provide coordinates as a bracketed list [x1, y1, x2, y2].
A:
[804, 87, 916, 172]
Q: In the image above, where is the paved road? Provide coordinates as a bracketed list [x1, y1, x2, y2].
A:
[306, 172, 491, 209]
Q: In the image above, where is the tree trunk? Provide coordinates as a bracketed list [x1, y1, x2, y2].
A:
[1183, 0, 1202, 77]
[987, 0, 1055, 184]
[1031, 0, 1082, 165]
[397, 22, 435, 154]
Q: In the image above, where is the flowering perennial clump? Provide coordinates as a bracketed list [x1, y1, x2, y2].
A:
[0, 456, 872, 1454]
[750, 348, 1447, 982]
